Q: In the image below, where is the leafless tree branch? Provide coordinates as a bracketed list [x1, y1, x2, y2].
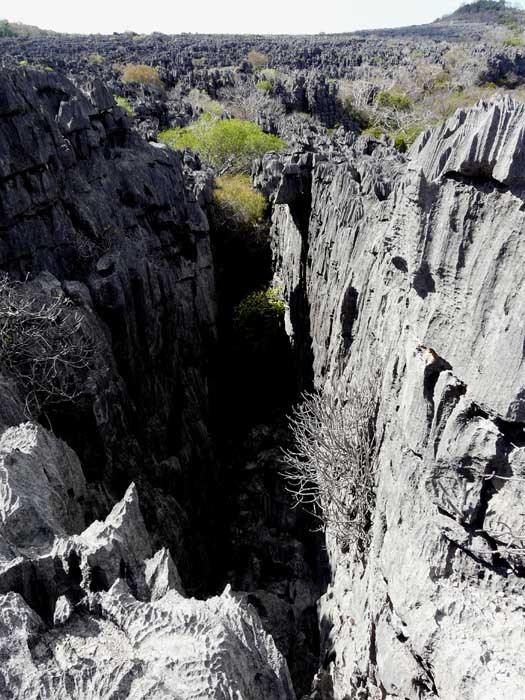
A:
[283, 376, 379, 553]
[0, 275, 96, 418]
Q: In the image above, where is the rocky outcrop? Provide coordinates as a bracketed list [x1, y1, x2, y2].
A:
[0, 67, 218, 587]
[412, 95, 525, 189]
[0, 412, 295, 699]
[263, 98, 525, 698]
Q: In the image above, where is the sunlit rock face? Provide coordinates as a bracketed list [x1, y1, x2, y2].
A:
[0, 423, 294, 700]
[263, 97, 525, 699]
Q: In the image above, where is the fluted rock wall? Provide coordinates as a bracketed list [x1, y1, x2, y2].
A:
[0, 68, 298, 699]
[0, 68, 218, 583]
[263, 97, 525, 698]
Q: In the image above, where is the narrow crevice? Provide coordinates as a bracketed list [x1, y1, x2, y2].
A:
[207, 188, 328, 695]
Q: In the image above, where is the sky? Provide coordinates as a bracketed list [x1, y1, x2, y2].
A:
[2, 0, 478, 35]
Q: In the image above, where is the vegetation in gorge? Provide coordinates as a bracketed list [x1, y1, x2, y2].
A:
[284, 381, 379, 553]
[0, 277, 96, 417]
[213, 174, 267, 229]
[233, 287, 285, 336]
[158, 115, 286, 174]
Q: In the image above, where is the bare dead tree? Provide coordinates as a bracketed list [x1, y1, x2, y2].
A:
[220, 79, 286, 125]
[0, 276, 96, 418]
[283, 378, 379, 552]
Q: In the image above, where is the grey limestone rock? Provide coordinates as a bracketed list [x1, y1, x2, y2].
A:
[0, 406, 295, 699]
[268, 97, 525, 699]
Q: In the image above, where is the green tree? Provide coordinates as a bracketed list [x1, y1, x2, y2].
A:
[158, 115, 286, 174]
[114, 95, 134, 116]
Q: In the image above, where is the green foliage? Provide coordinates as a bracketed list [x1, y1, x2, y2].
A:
[233, 288, 285, 338]
[213, 174, 266, 229]
[114, 95, 134, 116]
[375, 90, 412, 111]
[449, 1, 520, 23]
[0, 19, 15, 37]
[363, 126, 384, 139]
[362, 125, 422, 152]
[344, 100, 371, 128]
[88, 53, 105, 65]
[120, 63, 163, 88]
[158, 115, 286, 173]
[392, 126, 424, 152]
[260, 68, 278, 81]
[256, 79, 273, 93]
[504, 34, 523, 46]
[18, 60, 53, 72]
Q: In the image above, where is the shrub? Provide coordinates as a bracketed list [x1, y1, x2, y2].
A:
[213, 174, 266, 228]
[187, 88, 223, 116]
[114, 95, 134, 116]
[375, 90, 412, 111]
[233, 288, 285, 337]
[362, 125, 422, 152]
[88, 53, 105, 65]
[120, 63, 163, 88]
[247, 50, 268, 69]
[260, 68, 278, 81]
[158, 115, 286, 174]
[343, 99, 371, 128]
[256, 79, 273, 93]
[283, 380, 379, 552]
[393, 125, 424, 152]
[18, 60, 53, 72]
[362, 126, 384, 139]
[504, 34, 522, 46]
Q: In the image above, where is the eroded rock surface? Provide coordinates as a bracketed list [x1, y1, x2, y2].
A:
[0, 408, 295, 700]
[0, 67, 218, 588]
[263, 97, 525, 699]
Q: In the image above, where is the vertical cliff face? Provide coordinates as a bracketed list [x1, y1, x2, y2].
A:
[0, 67, 220, 582]
[0, 69, 300, 699]
[265, 98, 525, 698]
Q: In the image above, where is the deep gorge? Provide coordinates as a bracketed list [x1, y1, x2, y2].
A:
[1, 5, 525, 696]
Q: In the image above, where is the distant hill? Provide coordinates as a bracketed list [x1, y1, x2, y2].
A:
[0, 19, 58, 37]
[439, 0, 525, 25]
